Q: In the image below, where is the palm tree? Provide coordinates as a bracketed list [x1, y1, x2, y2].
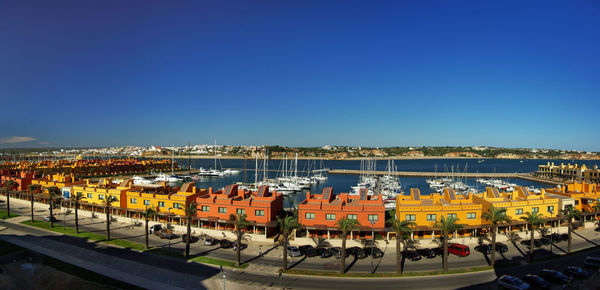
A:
[70, 192, 86, 233]
[230, 213, 250, 267]
[4, 180, 17, 217]
[47, 186, 62, 228]
[520, 212, 545, 262]
[184, 202, 197, 258]
[102, 194, 118, 241]
[142, 206, 157, 249]
[387, 215, 415, 274]
[434, 216, 463, 272]
[28, 184, 42, 223]
[276, 214, 300, 270]
[482, 206, 511, 267]
[561, 207, 581, 253]
[335, 217, 361, 274]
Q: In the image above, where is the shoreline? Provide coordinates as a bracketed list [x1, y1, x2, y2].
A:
[132, 155, 600, 161]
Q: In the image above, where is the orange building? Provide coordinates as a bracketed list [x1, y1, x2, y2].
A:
[195, 184, 283, 236]
[0, 170, 35, 191]
[544, 182, 600, 213]
[298, 187, 386, 239]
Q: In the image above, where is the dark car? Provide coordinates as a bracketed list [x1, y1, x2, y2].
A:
[219, 239, 233, 248]
[355, 248, 367, 259]
[563, 266, 588, 279]
[584, 256, 600, 269]
[364, 247, 384, 258]
[550, 233, 562, 242]
[403, 250, 422, 261]
[433, 247, 444, 256]
[560, 234, 568, 241]
[181, 234, 199, 243]
[521, 239, 543, 247]
[44, 216, 58, 222]
[417, 248, 436, 258]
[316, 247, 331, 258]
[330, 247, 349, 259]
[317, 247, 332, 258]
[522, 274, 551, 289]
[495, 243, 509, 253]
[299, 245, 318, 257]
[347, 247, 361, 256]
[155, 229, 178, 239]
[203, 237, 218, 246]
[538, 237, 550, 246]
[475, 245, 492, 255]
[149, 224, 162, 234]
[233, 241, 247, 251]
[539, 269, 570, 284]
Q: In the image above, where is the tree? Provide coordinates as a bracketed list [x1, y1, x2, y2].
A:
[142, 206, 158, 249]
[276, 214, 299, 270]
[335, 217, 361, 274]
[184, 202, 197, 258]
[102, 194, 118, 241]
[28, 184, 42, 223]
[70, 192, 86, 233]
[387, 215, 415, 274]
[520, 212, 545, 262]
[561, 207, 581, 253]
[482, 206, 511, 267]
[230, 213, 250, 267]
[4, 180, 17, 218]
[434, 216, 463, 272]
[47, 186, 62, 228]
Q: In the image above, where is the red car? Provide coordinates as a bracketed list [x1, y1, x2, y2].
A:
[448, 243, 470, 257]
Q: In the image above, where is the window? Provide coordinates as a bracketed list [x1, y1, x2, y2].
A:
[447, 213, 457, 219]
[87, 193, 93, 199]
[515, 208, 523, 215]
[368, 214, 378, 222]
[547, 206, 554, 213]
[406, 214, 416, 221]
[532, 207, 539, 213]
[201, 205, 210, 212]
[143, 200, 150, 206]
[255, 210, 265, 217]
[173, 203, 182, 209]
[218, 207, 227, 213]
[347, 214, 357, 220]
[426, 214, 437, 221]
[158, 201, 165, 208]
[98, 194, 104, 200]
[467, 212, 476, 220]
[326, 213, 336, 220]
[236, 209, 246, 215]
[130, 198, 137, 204]
[305, 212, 315, 220]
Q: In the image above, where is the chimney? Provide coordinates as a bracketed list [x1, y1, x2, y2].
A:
[209, 187, 213, 195]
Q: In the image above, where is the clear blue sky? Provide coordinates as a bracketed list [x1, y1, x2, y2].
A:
[1, 1, 599, 151]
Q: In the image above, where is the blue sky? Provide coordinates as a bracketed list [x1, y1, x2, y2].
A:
[1, 1, 599, 151]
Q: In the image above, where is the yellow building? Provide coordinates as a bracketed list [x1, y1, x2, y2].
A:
[544, 182, 600, 213]
[125, 182, 202, 216]
[473, 187, 559, 225]
[71, 178, 133, 208]
[32, 173, 85, 191]
[537, 162, 600, 183]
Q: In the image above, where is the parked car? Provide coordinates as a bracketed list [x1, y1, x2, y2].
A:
[44, 216, 57, 222]
[538, 237, 551, 246]
[560, 234, 569, 241]
[495, 243, 509, 253]
[550, 233, 562, 242]
[475, 245, 492, 255]
[154, 228, 178, 239]
[432, 247, 444, 256]
[521, 274, 551, 289]
[233, 241, 247, 251]
[521, 240, 543, 247]
[539, 269, 570, 284]
[355, 248, 367, 259]
[583, 256, 600, 269]
[329, 247, 348, 259]
[417, 248, 436, 258]
[563, 266, 588, 279]
[287, 246, 302, 257]
[149, 224, 162, 234]
[299, 245, 318, 257]
[317, 247, 332, 258]
[347, 247, 361, 256]
[402, 250, 421, 261]
[181, 234, 198, 243]
[219, 239, 233, 248]
[496, 275, 529, 290]
[364, 247, 384, 258]
[203, 237, 218, 246]
[448, 243, 470, 257]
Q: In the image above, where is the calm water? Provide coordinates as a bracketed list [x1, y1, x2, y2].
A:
[167, 158, 599, 207]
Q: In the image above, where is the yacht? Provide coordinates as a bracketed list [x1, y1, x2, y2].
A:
[154, 173, 183, 183]
[133, 176, 153, 185]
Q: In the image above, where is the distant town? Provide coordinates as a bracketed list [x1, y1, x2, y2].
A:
[2, 145, 599, 160]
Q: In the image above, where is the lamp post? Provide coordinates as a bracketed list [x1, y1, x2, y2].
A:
[167, 207, 172, 252]
[549, 210, 553, 255]
[370, 220, 375, 270]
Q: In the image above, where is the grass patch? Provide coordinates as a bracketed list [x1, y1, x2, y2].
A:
[21, 220, 146, 251]
[284, 266, 493, 278]
[0, 239, 25, 256]
[0, 209, 19, 219]
[189, 256, 248, 269]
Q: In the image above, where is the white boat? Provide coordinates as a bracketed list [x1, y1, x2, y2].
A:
[133, 176, 153, 185]
[154, 173, 183, 183]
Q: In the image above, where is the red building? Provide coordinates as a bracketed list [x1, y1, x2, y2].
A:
[196, 184, 283, 236]
[298, 187, 386, 239]
[0, 170, 35, 191]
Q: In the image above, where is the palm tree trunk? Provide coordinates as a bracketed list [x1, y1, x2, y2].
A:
[50, 199, 54, 228]
[396, 234, 402, 274]
[145, 216, 149, 249]
[491, 226, 497, 267]
[340, 234, 346, 274]
[567, 220, 572, 253]
[529, 226, 534, 262]
[236, 230, 242, 266]
[75, 202, 79, 234]
[30, 191, 34, 223]
[283, 235, 288, 270]
[443, 234, 448, 272]
[185, 216, 191, 258]
[106, 207, 111, 241]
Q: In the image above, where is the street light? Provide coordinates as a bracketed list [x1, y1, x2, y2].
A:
[370, 219, 375, 271]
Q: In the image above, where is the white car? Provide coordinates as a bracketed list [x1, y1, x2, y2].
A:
[203, 238, 218, 246]
[497, 275, 529, 290]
